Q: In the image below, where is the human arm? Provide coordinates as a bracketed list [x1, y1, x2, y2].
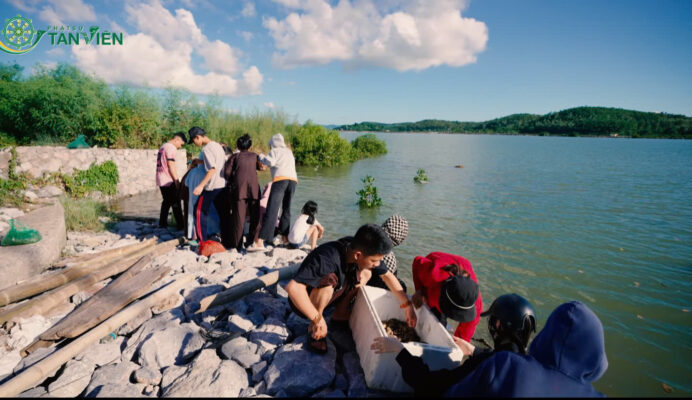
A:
[193, 168, 216, 196]
[258, 150, 278, 167]
[315, 221, 324, 238]
[167, 160, 179, 183]
[380, 271, 417, 328]
[285, 279, 327, 339]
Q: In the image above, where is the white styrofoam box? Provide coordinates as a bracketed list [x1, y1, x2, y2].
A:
[349, 285, 464, 392]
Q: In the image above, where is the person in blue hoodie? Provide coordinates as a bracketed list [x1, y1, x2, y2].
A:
[444, 301, 608, 397]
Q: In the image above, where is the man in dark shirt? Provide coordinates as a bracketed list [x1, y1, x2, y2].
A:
[286, 224, 417, 354]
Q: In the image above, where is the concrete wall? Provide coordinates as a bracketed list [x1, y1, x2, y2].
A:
[1, 146, 187, 197]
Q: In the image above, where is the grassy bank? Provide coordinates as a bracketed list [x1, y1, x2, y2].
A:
[60, 196, 117, 232]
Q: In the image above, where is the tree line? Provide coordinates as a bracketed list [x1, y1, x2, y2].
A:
[338, 107, 691, 139]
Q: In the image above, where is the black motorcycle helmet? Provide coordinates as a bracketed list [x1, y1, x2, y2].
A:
[481, 293, 537, 354]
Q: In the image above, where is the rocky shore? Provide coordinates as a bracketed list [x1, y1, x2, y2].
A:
[0, 219, 398, 398]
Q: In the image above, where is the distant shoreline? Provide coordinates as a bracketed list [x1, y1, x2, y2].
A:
[338, 130, 648, 139]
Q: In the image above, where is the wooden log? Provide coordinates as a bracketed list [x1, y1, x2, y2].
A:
[0, 239, 179, 325]
[0, 238, 158, 307]
[0, 274, 194, 398]
[196, 264, 301, 314]
[21, 264, 171, 357]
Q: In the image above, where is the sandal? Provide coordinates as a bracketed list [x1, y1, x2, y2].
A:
[306, 336, 328, 355]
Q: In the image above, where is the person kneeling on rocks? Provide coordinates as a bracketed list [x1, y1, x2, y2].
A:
[285, 224, 417, 354]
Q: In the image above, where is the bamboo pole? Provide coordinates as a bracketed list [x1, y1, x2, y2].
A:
[0, 239, 180, 325]
[196, 264, 301, 314]
[0, 274, 194, 397]
[0, 238, 158, 307]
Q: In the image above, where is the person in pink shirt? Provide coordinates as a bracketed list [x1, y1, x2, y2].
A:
[156, 132, 186, 228]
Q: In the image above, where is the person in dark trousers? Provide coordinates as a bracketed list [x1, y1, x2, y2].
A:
[250, 133, 297, 250]
[285, 224, 416, 354]
[371, 293, 537, 397]
[225, 133, 262, 251]
[156, 132, 186, 228]
[444, 300, 608, 397]
[189, 126, 231, 246]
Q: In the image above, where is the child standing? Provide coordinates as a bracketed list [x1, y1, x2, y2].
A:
[288, 201, 324, 250]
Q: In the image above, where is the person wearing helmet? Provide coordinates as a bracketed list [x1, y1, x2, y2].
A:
[410, 252, 483, 341]
[371, 293, 537, 397]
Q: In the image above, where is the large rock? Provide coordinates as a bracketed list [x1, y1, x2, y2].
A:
[226, 267, 263, 287]
[264, 335, 337, 397]
[48, 359, 96, 397]
[117, 308, 153, 336]
[162, 349, 249, 397]
[133, 366, 162, 385]
[245, 291, 288, 320]
[286, 313, 310, 338]
[248, 317, 290, 353]
[137, 323, 205, 369]
[85, 361, 140, 397]
[0, 201, 66, 288]
[228, 314, 256, 334]
[37, 185, 63, 198]
[121, 309, 185, 362]
[220, 336, 261, 368]
[342, 351, 368, 397]
[76, 336, 125, 367]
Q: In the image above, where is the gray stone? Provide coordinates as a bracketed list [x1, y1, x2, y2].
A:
[17, 386, 47, 397]
[0, 207, 24, 219]
[0, 202, 66, 289]
[239, 387, 257, 397]
[24, 191, 38, 202]
[317, 389, 347, 398]
[264, 335, 337, 397]
[160, 365, 186, 392]
[226, 299, 249, 316]
[133, 366, 162, 385]
[247, 311, 265, 327]
[117, 307, 153, 336]
[208, 251, 242, 269]
[267, 248, 307, 264]
[182, 284, 226, 315]
[85, 361, 140, 396]
[162, 349, 248, 397]
[253, 380, 267, 395]
[343, 352, 368, 397]
[76, 336, 125, 367]
[137, 323, 205, 369]
[286, 312, 310, 337]
[86, 383, 146, 397]
[220, 336, 261, 368]
[248, 317, 289, 353]
[333, 374, 348, 392]
[37, 185, 63, 198]
[143, 385, 157, 396]
[251, 361, 267, 384]
[246, 292, 288, 320]
[0, 220, 9, 236]
[48, 359, 95, 397]
[228, 314, 255, 334]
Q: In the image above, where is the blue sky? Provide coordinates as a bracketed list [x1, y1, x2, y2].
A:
[2, 0, 691, 124]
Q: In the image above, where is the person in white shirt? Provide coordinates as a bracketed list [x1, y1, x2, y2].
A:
[288, 201, 324, 250]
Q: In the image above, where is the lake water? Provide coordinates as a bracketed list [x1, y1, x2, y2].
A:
[116, 132, 692, 396]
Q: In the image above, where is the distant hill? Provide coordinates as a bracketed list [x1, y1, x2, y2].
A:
[321, 124, 340, 130]
[337, 107, 691, 139]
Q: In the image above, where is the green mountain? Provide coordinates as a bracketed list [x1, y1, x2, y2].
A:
[337, 107, 691, 139]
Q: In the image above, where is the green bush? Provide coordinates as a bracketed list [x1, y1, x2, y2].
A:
[357, 175, 382, 208]
[0, 147, 25, 207]
[290, 123, 353, 167]
[351, 134, 387, 160]
[63, 161, 119, 198]
[413, 168, 428, 184]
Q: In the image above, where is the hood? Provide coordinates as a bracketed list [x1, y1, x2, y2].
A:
[269, 133, 286, 149]
[381, 214, 408, 246]
[529, 301, 608, 383]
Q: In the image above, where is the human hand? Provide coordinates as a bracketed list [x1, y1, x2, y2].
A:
[452, 336, 475, 356]
[193, 184, 203, 196]
[310, 317, 328, 340]
[411, 290, 426, 308]
[371, 336, 404, 354]
[404, 304, 417, 328]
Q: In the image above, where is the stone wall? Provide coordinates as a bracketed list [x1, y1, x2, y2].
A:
[1, 146, 187, 197]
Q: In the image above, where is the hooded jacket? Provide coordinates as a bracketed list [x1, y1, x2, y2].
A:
[259, 133, 297, 182]
[444, 301, 608, 397]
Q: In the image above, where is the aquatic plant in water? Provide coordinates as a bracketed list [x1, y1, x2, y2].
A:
[357, 175, 382, 208]
[413, 168, 428, 184]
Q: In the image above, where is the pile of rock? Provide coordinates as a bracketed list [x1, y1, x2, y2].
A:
[1, 220, 390, 398]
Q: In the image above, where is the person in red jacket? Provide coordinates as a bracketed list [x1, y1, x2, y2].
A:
[411, 252, 482, 341]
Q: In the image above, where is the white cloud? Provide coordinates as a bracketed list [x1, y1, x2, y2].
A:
[45, 47, 65, 57]
[39, 0, 97, 26]
[7, 0, 41, 13]
[238, 30, 254, 42]
[264, 0, 488, 71]
[242, 2, 257, 17]
[264, 102, 275, 108]
[72, 0, 262, 97]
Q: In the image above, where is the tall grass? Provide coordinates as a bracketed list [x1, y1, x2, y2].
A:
[60, 196, 116, 232]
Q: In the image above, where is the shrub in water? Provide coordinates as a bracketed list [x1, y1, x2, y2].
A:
[351, 134, 387, 160]
[413, 168, 428, 184]
[290, 123, 353, 167]
[357, 175, 382, 208]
